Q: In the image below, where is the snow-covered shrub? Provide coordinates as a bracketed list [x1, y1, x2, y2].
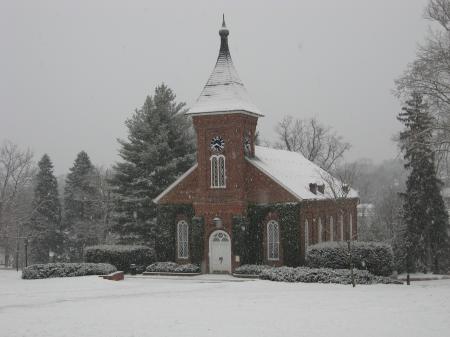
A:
[306, 241, 394, 276]
[259, 266, 401, 284]
[234, 264, 273, 275]
[22, 263, 117, 279]
[145, 261, 200, 273]
[84, 245, 155, 273]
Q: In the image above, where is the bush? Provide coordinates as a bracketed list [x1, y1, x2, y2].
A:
[22, 263, 116, 279]
[306, 241, 394, 276]
[145, 261, 200, 273]
[259, 266, 401, 284]
[234, 264, 273, 275]
[84, 245, 155, 273]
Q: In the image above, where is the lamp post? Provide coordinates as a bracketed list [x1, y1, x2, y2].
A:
[213, 217, 222, 229]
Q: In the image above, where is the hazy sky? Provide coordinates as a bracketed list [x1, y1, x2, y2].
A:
[0, 0, 429, 174]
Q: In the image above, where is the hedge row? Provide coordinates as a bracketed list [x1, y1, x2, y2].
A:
[234, 264, 272, 275]
[306, 241, 394, 276]
[84, 245, 155, 273]
[22, 263, 116, 279]
[145, 262, 200, 273]
[260, 266, 401, 284]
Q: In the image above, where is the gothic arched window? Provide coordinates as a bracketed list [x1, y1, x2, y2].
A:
[305, 219, 309, 251]
[267, 220, 280, 261]
[329, 216, 334, 241]
[177, 220, 189, 259]
[318, 217, 323, 243]
[210, 155, 226, 188]
[349, 214, 353, 241]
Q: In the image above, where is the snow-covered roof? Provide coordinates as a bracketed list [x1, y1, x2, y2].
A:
[247, 146, 359, 201]
[186, 17, 263, 117]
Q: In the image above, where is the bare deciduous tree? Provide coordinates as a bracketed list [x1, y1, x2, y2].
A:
[396, 0, 450, 176]
[0, 140, 35, 267]
[275, 116, 350, 171]
[318, 163, 359, 287]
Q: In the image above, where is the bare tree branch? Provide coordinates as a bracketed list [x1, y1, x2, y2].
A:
[275, 116, 351, 170]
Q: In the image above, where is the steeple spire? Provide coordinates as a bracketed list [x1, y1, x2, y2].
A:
[219, 14, 229, 37]
[218, 14, 230, 56]
[187, 17, 263, 117]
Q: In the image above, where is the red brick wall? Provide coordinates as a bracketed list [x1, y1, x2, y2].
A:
[156, 112, 359, 272]
[158, 167, 199, 204]
[299, 199, 359, 261]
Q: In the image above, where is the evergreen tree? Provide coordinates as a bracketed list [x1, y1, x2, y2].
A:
[63, 151, 102, 260]
[110, 84, 195, 245]
[28, 154, 62, 263]
[397, 92, 450, 273]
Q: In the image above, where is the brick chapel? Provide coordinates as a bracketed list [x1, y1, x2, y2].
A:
[154, 18, 359, 273]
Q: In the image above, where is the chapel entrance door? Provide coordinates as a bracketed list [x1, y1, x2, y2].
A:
[209, 230, 231, 273]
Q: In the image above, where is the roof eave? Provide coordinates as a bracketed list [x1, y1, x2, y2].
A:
[186, 109, 264, 118]
[153, 164, 198, 204]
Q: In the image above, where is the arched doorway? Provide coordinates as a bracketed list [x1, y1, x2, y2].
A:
[209, 230, 231, 273]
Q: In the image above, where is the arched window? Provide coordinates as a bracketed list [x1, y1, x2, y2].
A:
[349, 214, 353, 241]
[329, 216, 334, 241]
[267, 220, 280, 260]
[210, 155, 226, 188]
[304, 219, 309, 250]
[339, 214, 344, 241]
[318, 217, 323, 243]
[177, 220, 189, 259]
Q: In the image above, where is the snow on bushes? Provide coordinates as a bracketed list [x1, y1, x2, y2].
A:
[84, 245, 155, 273]
[259, 266, 401, 284]
[145, 262, 200, 273]
[306, 241, 394, 276]
[22, 263, 117, 279]
[234, 264, 273, 275]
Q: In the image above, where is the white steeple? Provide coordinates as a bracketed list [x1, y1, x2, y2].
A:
[187, 16, 263, 117]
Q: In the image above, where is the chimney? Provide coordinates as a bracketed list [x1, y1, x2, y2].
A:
[309, 183, 317, 194]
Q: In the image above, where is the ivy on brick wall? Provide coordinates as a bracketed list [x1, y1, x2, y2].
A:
[246, 203, 302, 266]
[155, 204, 195, 261]
[190, 216, 204, 265]
[232, 216, 256, 264]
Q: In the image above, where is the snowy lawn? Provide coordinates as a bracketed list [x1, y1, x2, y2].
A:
[1, 270, 449, 337]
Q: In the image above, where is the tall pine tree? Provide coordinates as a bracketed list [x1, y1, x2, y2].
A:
[28, 154, 62, 263]
[111, 84, 195, 245]
[64, 151, 102, 260]
[397, 93, 450, 273]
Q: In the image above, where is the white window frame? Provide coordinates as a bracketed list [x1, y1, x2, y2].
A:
[329, 216, 334, 242]
[304, 219, 309, 251]
[318, 217, 322, 243]
[210, 154, 226, 188]
[349, 214, 353, 241]
[267, 220, 280, 261]
[177, 220, 189, 259]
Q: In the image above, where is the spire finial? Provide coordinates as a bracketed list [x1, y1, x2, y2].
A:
[219, 14, 229, 37]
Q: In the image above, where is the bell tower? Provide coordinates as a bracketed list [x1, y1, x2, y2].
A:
[186, 16, 263, 206]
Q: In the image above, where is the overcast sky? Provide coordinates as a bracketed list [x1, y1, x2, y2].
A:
[0, 0, 429, 174]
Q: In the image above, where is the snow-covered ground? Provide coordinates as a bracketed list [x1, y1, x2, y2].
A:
[1, 270, 449, 337]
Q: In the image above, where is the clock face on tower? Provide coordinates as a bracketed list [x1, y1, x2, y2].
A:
[210, 136, 225, 152]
